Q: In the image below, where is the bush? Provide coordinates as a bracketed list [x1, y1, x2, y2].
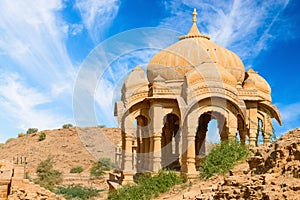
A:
[98, 157, 116, 170]
[35, 158, 63, 191]
[62, 124, 73, 129]
[199, 140, 250, 179]
[38, 132, 46, 141]
[108, 170, 184, 200]
[0, 143, 3, 149]
[90, 158, 115, 179]
[18, 133, 25, 138]
[25, 172, 30, 180]
[26, 128, 38, 134]
[56, 185, 102, 200]
[5, 138, 15, 143]
[70, 166, 84, 174]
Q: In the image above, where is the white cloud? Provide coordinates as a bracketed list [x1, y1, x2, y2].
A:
[279, 102, 300, 123]
[94, 50, 155, 127]
[0, 72, 69, 132]
[160, 0, 290, 63]
[0, 0, 75, 95]
[0, 0, 79, 140]
[75, 0, 120, 42]
[269, 102, 300, 138]
[70, 24, 84, 36]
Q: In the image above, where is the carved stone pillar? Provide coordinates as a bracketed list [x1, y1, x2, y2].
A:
[149, 104, 164, 172]
[121, 115, 135, 183]
[228, 113, 237, 140]
[122, 136, 133, 172]
[152, 135, 162, 171]
[181, 112, 197, 175]
[240, 130, 247, 144]
[248, 102, 258, 147]
[264, 116, 273, 146]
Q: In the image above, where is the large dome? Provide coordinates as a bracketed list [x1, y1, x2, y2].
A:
[147, 9, 245, 84]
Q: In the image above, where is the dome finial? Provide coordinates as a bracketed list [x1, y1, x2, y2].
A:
[179, 8, 210, 40]
[192, 8, 197, 23]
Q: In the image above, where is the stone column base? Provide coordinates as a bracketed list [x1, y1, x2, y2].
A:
[121, 171, 135, 185]
[180, 171, 199, 183]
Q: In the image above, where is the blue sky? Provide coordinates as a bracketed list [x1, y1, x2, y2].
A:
[0, 0, 299, 142]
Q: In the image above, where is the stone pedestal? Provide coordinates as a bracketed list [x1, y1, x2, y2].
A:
[152, 135, 162, 172]
[121, 171, 134, 185]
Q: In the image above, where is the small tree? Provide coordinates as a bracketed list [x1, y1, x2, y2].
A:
[199, 140, 250, 179]
[62, 124, 73, 129]
[18, 133, 25, 138]
[70, 166, 84, 174]
[56, 185, 101, 199]
[26, 128, 38, 134]
[38, 132, 46, 141]
[35, 158, 63, 191]
[90, 158, 114, 179]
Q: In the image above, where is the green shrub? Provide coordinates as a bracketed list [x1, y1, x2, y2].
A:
[62, 124, 73, 129]
[18, 133, 25, 138]
[199, 140, 250, 179]
[26, 128, 38, 134]
[25, 172, 30, 180]
[0, 143, 3, 149]
[56, 185, 102, 200]
[35, 158, 63, 191]
[99, 157, 116, 170]
[108, 170, 183, 200]
[98, 125, 106, 128]
[38, 132, 46, 141]
[90, 157, 114, 178]
[70, 166, 84, 174]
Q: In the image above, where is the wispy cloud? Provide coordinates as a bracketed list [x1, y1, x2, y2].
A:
[0, 0, 75, 93]
[0, 72, 69, 132]
[94, 50, 156, 127]
[0, 0, 77, 140]
[272, 102, 300, 137]
[160, 0, 290, 64]
[75, 0, 120, 43]
[279, 102, 300, 123]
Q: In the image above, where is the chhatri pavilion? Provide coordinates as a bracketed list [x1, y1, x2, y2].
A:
[114, 8, 281, 181]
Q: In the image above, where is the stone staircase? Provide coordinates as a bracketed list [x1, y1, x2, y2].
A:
[0, 157, 65, 200]
[9, 166, 64, 200]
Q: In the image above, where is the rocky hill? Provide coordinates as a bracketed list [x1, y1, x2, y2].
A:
[1, 127, 300, 199]
[156, 128, 300, 200]
[0, 127, 121, 174]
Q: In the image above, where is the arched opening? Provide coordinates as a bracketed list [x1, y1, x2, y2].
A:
[161, 113, 180, 170]
[195, 111, 227, 169]
[257, 118, 264, 146]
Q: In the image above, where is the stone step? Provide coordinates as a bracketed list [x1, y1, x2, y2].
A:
[107, 180, 122, 192]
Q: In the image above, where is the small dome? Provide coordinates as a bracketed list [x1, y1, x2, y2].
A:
[123, 66, 148, 90]
[243, 69, 271, 102]
[244, 69, 271, 94]
[121, 66, 149, 106]
[147, 9, 245, 83]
